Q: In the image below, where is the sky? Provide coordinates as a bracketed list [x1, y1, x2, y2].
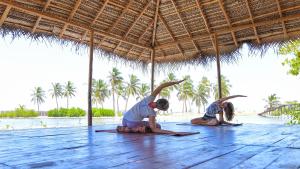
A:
[0, 36, 299, 114]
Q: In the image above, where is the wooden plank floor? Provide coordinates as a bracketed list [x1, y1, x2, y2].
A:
[0, 123, 299, 169]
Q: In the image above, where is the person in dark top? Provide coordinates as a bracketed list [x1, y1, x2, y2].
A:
[191, 95, 247, 126]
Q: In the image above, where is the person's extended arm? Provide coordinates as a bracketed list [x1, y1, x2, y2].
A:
[217, 95, 247, 103]
[151, 79, 185, 98]
[148, 116, 175, 134]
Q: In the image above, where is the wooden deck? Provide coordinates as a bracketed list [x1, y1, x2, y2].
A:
[0, 123, 299, 169]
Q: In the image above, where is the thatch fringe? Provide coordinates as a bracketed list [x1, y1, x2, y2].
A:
[2, 24, 300, 74]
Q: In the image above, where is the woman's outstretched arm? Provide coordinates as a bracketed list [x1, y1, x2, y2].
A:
[217, 95, 247, 103]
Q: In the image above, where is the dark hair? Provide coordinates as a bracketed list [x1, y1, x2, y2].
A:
[156, 98, 169, 111]
[224, 102, 235, 121]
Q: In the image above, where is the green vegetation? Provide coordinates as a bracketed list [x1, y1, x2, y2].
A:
[213, 75, 231, 99]
[264, 94, 281, 110]
[31, 86, 46, 112]
[47, 107, 85, 117]
[108, 67, 124, 118]
[279, 40, 300, 76]
[92, 108, 121, 117]
[64, 81, 76, 108]
[0, 106, 38, 118]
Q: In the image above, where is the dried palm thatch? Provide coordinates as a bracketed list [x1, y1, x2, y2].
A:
[1, 0, 300, 66]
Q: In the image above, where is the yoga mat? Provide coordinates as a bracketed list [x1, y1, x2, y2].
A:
[95, 129, 199, 136]
[176, 123, 243, 126]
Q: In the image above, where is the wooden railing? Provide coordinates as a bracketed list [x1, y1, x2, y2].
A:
[259, 104, 300, 120]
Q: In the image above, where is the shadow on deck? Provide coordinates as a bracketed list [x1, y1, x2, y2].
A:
[0, 123, 299, 169]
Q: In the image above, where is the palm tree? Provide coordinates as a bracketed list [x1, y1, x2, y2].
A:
[264, 94, 281, 110]
[124, 74, 140, 111]
[49, 82, 63, 110]
[177, 75, 194, 113]
[64, 81, 76, 108]
[213, 75, 231, 100]
[31, 86, 46, 113]
[136, 83, 150, 100]
[116, 82, 125, 114]
[108, 67, 123, 117]
[92, 79, 110, 108]
[193, 77, 211, 113]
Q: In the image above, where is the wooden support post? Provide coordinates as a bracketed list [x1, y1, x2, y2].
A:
[88, 30, 94, 126]
[213, 34, 222, 99]
[150, 49, 155, 92]
[150, 0, 160, 92]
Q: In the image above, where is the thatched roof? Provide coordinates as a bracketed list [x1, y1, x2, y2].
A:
[1, 0, 300, 65]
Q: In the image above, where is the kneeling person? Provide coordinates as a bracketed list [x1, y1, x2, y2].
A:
[121, 80, 184, 134]
[191, 95, 246, 126]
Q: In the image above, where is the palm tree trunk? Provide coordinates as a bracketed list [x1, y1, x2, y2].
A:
[37, 104, 40, 113]
[112, 87, 116, 118]
[198, 106, 200, 113]
[55, 96, 58, 110]
[125, 96, 130, 112]
[184, 99, 187, 113]
[116, 95, 120, 115]
[67, 96, 69, 109]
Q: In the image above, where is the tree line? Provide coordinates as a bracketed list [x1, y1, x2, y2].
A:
[31, 68, 233, 115]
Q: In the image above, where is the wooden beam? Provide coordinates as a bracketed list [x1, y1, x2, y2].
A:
[275, 0, 288, 38]
[88, 30, 94, 126]
[158, 14, 184, 57]
[97, 0, 132, 48]
[151, 0, 160, 93]
[59, 0, 82, 38]
[155, 10, 300, 49]
[138, 20, 154, 43]
[0, 5, 11, 26]
[217, 0, 238, 46]
[0, 0, 151, 50]
[245, 0, 260, 43]
[91, 0, 109, 26]
[195, 0, 216, 52]
[32, 0, 52, 33]
[170, 0, 199, 52]
[80, 0, 109, 44]
[125, 0, 152, 38]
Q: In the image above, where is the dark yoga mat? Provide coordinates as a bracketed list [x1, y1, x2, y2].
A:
[95, 129, 199, 136]
[176, 123, 243, 126]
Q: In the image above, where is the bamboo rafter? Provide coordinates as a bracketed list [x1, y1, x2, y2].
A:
[138, 20, 154, 43]
[1, 0, 300, 64]
[158, 13, 184, 57]
[0, 0, 151, 50]
[275, 0, 288, 38]
[245, 0, 260, 43]
[0, 5, 11, 26]
[155, 10, 300, 49]
[81, 0, 110, 43]
[32, 0, 52, 33]
[114, 0, 152, 53]
[170, 0, 199, 52]
[125, 0, 152, 38]
[217, 0, 238, 46]
[59, 0, 82, 38]
[195, 0, 217, 51]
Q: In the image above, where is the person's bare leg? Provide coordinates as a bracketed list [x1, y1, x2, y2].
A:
[191, 118, 218, 126]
